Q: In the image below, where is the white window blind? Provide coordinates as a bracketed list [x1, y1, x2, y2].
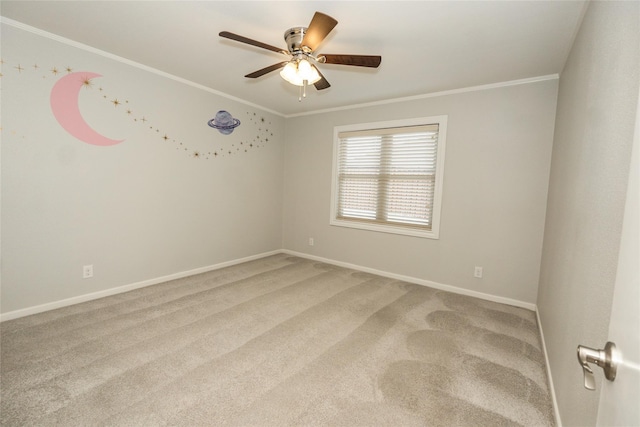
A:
[331, 117, 446, 239]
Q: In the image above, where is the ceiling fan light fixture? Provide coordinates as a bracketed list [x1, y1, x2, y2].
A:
[221, 11, 381, 98]
[280, 59, 321, 86]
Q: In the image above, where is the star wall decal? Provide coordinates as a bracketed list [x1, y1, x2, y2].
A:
[4, 57, 277, 161]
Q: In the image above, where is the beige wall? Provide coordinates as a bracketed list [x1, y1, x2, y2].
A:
[537, 1, 640, 425]
[1, 20, 559, 317]
[1, 24, 285, 315]
[283, 80, 558, 305]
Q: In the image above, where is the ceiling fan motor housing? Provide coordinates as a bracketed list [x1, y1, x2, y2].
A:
[284, 27, 311, 54]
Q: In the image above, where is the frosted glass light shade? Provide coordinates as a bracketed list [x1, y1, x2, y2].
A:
[298, 59, 313, 79]
[306, 64, 321, 84]
[280, 62, 298, 83]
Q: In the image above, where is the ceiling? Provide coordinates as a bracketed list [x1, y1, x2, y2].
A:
[1, 1, 587, 116]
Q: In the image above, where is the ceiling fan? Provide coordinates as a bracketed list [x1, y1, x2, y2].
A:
[219, 11, 382, 100]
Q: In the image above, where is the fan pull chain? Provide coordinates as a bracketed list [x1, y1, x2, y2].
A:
[299, 80, 309, 102]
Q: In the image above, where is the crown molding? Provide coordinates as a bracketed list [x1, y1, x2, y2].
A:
[284, 74, 559, 118]
[1, 17, 284, 117]
[2, 16, 559, 120]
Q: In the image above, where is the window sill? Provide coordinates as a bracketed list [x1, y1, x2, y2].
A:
[330, 218, 440, 239]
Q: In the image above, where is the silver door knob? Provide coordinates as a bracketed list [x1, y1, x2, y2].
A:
[577, 341, 618, 390]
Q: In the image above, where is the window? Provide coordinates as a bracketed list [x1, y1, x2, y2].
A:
[330, 116, 447, 239]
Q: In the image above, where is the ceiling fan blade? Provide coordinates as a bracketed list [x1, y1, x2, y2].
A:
[245, 62, 289, 78]
[301, 12, 338, 52]
[219, 31, 286, 54]
[313, 68, 331, 90]
[320, 54, 382, 68]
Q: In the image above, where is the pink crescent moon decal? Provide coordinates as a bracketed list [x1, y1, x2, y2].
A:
[50, 72, 124, 146]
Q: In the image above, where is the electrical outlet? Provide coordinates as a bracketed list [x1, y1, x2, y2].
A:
[474, 266, 483, 278]
[83, 264, 93, 279]
[308, 237, 315, 246]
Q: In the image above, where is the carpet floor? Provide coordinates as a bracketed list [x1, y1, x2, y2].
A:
[1, 254, 554, 426]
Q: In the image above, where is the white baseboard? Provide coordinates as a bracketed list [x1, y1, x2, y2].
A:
[0, 250, 281, 322]
[536, 307, 562, 427]
[1, 248, 536, 321]
[282, 249, 537, 311]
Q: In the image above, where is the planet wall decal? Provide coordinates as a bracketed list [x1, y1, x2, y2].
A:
[208, 110, 241, 135]
[50, 71, 124, 146]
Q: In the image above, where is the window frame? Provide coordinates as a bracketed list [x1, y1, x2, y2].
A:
[330, 116, 447, 239]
